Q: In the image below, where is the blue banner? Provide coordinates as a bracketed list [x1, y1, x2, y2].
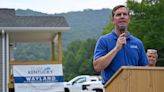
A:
[14, 76, 64, 83]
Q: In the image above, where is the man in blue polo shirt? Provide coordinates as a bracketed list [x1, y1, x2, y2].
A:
[93, 5, 149, 85]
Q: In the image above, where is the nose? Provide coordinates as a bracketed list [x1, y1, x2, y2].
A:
[120, 13, 126, 18]
[120, 14, 124, 17]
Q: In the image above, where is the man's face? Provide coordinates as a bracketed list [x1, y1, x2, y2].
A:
[112, 7, 130, 27]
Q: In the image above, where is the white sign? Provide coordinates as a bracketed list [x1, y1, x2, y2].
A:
[13, 64, 64, 92]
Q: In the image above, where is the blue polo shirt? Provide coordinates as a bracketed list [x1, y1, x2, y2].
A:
[94, 30, 149, 85]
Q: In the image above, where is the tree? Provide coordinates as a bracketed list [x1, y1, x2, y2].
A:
[127, 0, 164, 65]
[102, 22, 114, 35]
[127, 0, 164, 47]
[63, 39, 99, 81]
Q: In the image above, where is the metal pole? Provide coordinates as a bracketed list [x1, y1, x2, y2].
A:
[2, 29, 6, 92]
[6, 33, 9, 92]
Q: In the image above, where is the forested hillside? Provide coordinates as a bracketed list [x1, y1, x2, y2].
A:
[14, 8, 112, 60]
[16, 9, 111, 49]
[57, 9, 111, 49]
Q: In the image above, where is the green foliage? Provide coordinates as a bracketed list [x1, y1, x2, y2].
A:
[127, 0, 164, 47]
[60, 9, 111, 50]
[16, 9, 112, 50]
[14, 43, 51, 61]
[14, 8, 112, 61]
[102, 22, 114, 35]
[63, 39, 99, 81]
[127, 0, 164, 65]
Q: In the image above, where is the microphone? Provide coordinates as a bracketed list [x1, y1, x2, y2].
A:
[119, 25, 126, 46]
[119, 25, 125, 34]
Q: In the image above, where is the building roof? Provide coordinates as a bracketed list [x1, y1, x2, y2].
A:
[0, 8, 69, 27]
[0, 8, 70, 42]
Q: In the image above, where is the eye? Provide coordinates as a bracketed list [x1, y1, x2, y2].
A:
[123, 13, 128, 16]
[152, 56, 156, 58]
[148, 55, 151, 58]
[115, 13, 128, 17]
[116, 13, 121, 17]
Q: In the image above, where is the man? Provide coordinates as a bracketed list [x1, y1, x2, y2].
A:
[93, 5, 149, 85]
[146, 49, 158, 66]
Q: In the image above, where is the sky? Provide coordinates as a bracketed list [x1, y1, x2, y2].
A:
[0, 0, 127, 14]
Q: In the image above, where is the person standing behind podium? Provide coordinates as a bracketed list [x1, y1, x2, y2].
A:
[93, 5, 149, 85]
[146, 49, 158, 66]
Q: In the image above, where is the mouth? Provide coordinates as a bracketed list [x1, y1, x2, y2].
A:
[119, 20, 127, 23]
[149, 61, 155, 64]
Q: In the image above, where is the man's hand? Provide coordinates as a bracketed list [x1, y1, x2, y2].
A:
[115, 33, 126, 50]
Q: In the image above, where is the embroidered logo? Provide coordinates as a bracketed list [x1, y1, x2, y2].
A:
[130, 45, 138, 49]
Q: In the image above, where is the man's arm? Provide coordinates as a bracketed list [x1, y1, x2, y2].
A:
[93, 47, 120, 72]
[93, 33, 126, 72]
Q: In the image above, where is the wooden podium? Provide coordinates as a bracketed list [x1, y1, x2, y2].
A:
[104, 66, 164, 92]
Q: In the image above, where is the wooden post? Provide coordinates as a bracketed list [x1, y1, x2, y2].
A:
[51, 41, 55, 63]
[51, 33, 57, 64]
[58, 32, 62, 64]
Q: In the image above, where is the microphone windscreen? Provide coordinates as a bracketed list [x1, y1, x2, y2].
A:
[119, 25, 125, 34]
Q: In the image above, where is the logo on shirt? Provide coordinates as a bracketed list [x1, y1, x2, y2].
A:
[130, 45, 138, 49]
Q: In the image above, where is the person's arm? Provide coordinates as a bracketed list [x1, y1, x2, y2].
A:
[93, 47, 119, 72]
[93, 33, 126, 72]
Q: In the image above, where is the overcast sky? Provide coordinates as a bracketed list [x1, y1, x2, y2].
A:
[0, 0, 127, 14]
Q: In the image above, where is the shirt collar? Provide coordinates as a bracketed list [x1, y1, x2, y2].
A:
[112, 29, 131, 40]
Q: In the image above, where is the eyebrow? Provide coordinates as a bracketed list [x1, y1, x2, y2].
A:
[115, 13, 128, 16]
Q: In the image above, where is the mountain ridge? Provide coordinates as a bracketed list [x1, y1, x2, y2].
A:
[16, 8, 112, 50]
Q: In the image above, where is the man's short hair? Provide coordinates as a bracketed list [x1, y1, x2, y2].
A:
[112, 5, 129, 17]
